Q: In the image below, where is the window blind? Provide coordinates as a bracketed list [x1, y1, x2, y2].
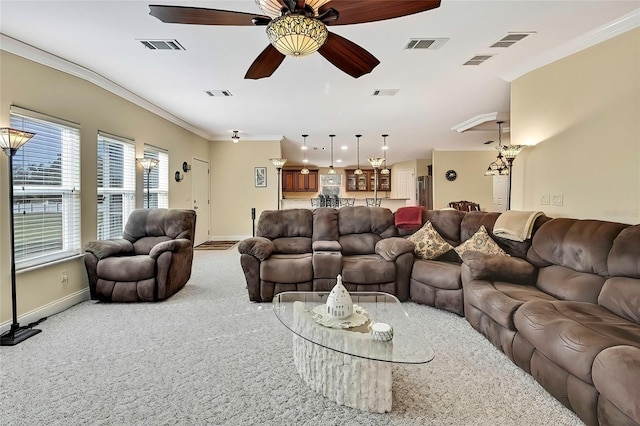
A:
[97, 132, 136, 239]
[10, 107, 81, 269]
[143, 145, 169, 208]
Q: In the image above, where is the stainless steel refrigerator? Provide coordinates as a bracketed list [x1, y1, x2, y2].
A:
[416, 175, 433, 209]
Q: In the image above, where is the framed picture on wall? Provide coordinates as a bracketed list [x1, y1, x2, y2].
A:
[255, 167, 267, 187]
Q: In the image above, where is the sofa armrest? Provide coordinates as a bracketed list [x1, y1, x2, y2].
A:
[313, 240, 341, 252]
[461, 250, 538, 285]
[84, 239, 133, 260]
[149, 238, 192, 259]
[237, 237, 275, 261]
[376, 237, 415, 262]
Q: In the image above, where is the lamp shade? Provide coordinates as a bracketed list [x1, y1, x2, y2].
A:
[328, 166, 336, 174]
[300, 167, 310, 175]
[137, 157, 159, 170]
[0, 127, 36, 152]
[380, 167, 390, 175]
[500, 144, 528, 160]
[266, 15, 328, 56]
[269, 158, 287, 168]
[368, 157, 384, 168]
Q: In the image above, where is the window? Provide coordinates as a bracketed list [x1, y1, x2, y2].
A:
[143, 145, 169, 208]
[97, 132, 136, 239]
[10, 106, 81, 269]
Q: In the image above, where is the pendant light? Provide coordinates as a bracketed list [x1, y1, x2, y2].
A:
[380, 134, 390, 175]
[300, 134, 310, 175]
[484, 121, 509, 176]
[354, 134, 363, 175]
[328, 134, 336, 174]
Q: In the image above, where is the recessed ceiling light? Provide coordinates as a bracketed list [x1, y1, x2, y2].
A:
[341, 146, 348, 150]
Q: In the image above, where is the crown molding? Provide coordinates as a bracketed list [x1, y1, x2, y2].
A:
[501, 8, 640, 82]
[0, 33, 212, 141]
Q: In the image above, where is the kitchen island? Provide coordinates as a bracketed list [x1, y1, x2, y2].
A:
[281, 198, 410, 212]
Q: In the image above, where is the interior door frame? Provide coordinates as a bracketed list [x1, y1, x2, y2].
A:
[191, 157, 210, 246]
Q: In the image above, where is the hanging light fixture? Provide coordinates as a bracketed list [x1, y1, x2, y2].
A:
[300, 134, 310, 175]
[328, 134, 336, 174]
[265, 11, 328, 57]
[499, 122, 528, 210]
[354, 134, 363, 175]
[231, 130, 240, 143]
[484, 121, 509, 177]
[380, 134, 390, 175]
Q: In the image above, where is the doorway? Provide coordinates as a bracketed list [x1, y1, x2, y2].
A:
[191, 158, 210, 246]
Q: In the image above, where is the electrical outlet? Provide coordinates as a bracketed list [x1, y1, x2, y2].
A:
[552, 194, 564, 206]
[540, 194, 550, 205]
[60, 270, 68, 285]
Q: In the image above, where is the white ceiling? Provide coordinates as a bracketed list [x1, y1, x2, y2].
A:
[1, 1, 638, 168]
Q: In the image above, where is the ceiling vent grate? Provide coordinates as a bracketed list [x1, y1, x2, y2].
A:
[463, 55, 494, 66]
[205, 90, 233, 97]
[404, 38, 449, 50]
[373, 89, 399, 96]
[490, 32, 534, 48]
[138, 39, 185, 50]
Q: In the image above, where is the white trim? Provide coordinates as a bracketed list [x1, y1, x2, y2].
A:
[0, 288, 90, 334]
[501, 8, 640, 82]
[1, 33, 212, 140]
[451, 112, 498, 133]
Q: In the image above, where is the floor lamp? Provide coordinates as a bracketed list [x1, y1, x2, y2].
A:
[500, 145, 527, 211]
[269, 158, 287, 210]
[368, 157, 384, 204]
[137, 157, 159, 208]
[0, 127, 41, 346]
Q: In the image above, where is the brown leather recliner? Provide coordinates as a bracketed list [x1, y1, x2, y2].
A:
[83, 208, 196, 302]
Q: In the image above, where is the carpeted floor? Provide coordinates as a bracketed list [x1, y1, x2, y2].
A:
[194, 241, 239, 250]
[0, 249, 584, 426]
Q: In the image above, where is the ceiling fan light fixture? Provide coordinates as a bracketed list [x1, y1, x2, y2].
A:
[266, 15, 328, 57]
[231, 130, 240, 143]
[256, 0, 331, 18]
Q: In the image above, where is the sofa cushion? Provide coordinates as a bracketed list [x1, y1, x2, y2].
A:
[514, 300, 640, 384]
[340, 233, 380, 255]
[260, 253, 313, 283]
[342, 255, 396, 284]
[407, 221, 454, 260]
[599, 277, 640, 324]
[455, 225, 508, 257]
[257, 209, 313, 239]
[272, 237, 312, 254]
[338, 206, 395, 236]
[412, 260, 461, 290]
[133, 236, 172, 255]
[312, 208, 339, 242]
[97, 255, 155, 281]
[529, 218, 628, 276]
[464, 279, 556, 330]
[461, 251, 537, 285]
[592, 345, 640, 424]
[536, 265, 607, 304]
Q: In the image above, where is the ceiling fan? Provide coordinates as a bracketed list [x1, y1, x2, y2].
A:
[149, 0, 441, 79]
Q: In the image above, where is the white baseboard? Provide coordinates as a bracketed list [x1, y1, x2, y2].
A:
[0, 288, 90, 334]
[208, 235, 251, 241]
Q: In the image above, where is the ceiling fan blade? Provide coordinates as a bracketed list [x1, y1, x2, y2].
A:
[245, 45, 286, 80]
[318, 32, 380, 78]
[319, 0, 441, 26]
[149, 5, 269, 26]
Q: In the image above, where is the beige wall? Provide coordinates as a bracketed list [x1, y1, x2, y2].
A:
[0, 51, 209, 326]
[209, 140, 282, 239]
[511, 28, 640, 224]
[432, 150, 497, 210]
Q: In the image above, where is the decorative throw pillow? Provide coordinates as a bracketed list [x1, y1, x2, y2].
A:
[407, 221, 454, 260]
[455, 225, 509, 257]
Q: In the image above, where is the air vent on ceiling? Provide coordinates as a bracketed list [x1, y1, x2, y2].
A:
[373, 89, 399, 96]
[463, 55, 494, 66]
[205, 90, 233, 97]
[404, 38, 449, 50]
[139, 39, 185, 50]
[490, 32, 534, 48]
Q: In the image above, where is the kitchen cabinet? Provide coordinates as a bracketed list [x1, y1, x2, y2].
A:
[283, 169, 318, 192]
[346, 169, 391, 192]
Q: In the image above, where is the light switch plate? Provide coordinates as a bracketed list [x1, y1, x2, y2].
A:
[540, 194, 550, 205]
[552, 194, 563, 206]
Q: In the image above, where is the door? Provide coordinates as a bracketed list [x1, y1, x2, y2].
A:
[397, 169, 415, 205]
[192, 158, 210, 246]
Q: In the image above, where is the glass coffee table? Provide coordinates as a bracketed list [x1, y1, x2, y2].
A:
[273, 291, 434, 413]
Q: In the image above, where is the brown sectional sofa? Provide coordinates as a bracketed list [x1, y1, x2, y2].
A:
[238, 207, 639, 426]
